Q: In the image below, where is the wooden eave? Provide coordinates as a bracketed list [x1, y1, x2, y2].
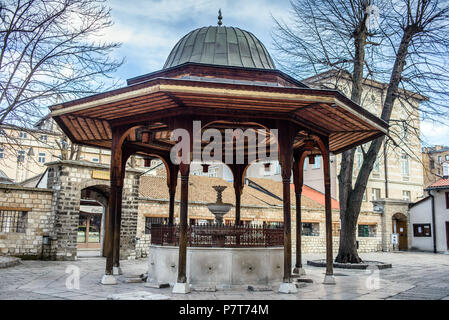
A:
[50, 76, 388, 156]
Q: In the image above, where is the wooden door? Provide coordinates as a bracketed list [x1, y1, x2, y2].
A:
[77, 213, 102, 249]
[397, 220, 408, 251]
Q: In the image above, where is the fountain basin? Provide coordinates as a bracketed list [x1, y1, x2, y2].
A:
[147, 245, 284, 288]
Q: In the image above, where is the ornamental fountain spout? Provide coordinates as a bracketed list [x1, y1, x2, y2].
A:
[207, 185, 232, 224]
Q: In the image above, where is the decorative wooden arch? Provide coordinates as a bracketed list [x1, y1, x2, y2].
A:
[50, 62, 388, 288]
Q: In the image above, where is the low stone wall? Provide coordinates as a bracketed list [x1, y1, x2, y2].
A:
[0, 184, 54, 258]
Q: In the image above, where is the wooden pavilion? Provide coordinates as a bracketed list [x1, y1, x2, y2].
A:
[50, 21, 388, 292]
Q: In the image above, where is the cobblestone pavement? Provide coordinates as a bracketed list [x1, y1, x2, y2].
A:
[0, 251, 448, 300]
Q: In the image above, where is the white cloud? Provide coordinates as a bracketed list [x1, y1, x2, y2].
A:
[105, 0, 291, 77]
[421, 120, 449, 146]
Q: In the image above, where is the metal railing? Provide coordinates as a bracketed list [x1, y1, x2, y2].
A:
[150, 223, 284, 248]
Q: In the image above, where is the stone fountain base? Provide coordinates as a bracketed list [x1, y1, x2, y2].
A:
[147, 245, 284, 289]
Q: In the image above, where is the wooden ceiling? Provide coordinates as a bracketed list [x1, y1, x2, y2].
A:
[50, 65, 388, 161]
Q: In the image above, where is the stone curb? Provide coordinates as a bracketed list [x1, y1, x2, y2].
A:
[0, 256, 21, 268]
[306, 259, 392, 270]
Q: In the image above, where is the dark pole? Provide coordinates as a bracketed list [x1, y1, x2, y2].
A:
[112, 149, 131, 274]
[318, 136, 335, 284]
[277, 121, 295, 288]
[177, 163, 190, 283]
[292, 151, 306, 275]
[230, 164, 245, 226]
[102, 126, 128, 284]
[171, 117, 192, 293]
[167, 163, 179, 225]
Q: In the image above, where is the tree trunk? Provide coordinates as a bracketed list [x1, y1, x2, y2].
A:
[335, 13, 367, 263]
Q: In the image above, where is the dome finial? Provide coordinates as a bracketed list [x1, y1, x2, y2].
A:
[218, 9, 223, 26]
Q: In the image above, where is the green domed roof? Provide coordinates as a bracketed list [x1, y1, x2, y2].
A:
[163, 26, 276, 70]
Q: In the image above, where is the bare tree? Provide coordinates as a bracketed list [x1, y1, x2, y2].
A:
[273, 0, 449, 262]
[0, 0, 123, 127]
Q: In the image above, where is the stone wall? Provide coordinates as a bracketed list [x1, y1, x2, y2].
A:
[136, 198, 383, 258]
[0, 184, 54, 258]
[46, 160, 141, 261]
[373, 199, 411, 252]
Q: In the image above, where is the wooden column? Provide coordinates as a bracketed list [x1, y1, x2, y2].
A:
[230, 164, 246, 225]
[177, 163, 190, 283]
[316, 136, 335, 284]
[292, 151, 307, 275]
[103, 126, 129, 281]
[112, 149, 132, 272]
[167, 162, 179, 225]
[170, 117, 193, 291]
[277, 122, 296, 284]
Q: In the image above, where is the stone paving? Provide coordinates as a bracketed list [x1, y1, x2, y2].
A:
[0, 251, 448, 300]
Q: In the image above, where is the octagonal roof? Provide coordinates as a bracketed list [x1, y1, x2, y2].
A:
[163, 26, 275, 70]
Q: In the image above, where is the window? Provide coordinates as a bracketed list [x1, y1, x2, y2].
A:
[0, 209, 28, 233]
[17, 150, 25, 162]
[207, 166, 218, 177]
[38, 152, 46, 163]
[402, 190, 411, 201]
[312, 156, 321, 169]
[19, 131, 27, 139]
[362, 190, 367, 201]
[430, 159, 435, 169]
[0, 129, 6, 136]
[358, 224, 377, 237]
[189, 218, 213, 226]
[275, 163, 281, 175]
[144, 216, 168, 234]
[263, 221, 283, 228]
[303, 159, 307, 171]
[413, 224, 431, 237]
[446, 192, 449, 209]
[372, 157, 380, 174]
[302, 222, 319, 236]
[92, 158, 99, 163]
[401, 153, 409, 176]
[356, 148, 363, 169]
[438, 156, 442, 164]
[39, 135, 47, 142]
[332, 222, 340, 237]
[401, 123, 409, 143]
[372, 188, 381, 201]
[0, 147, 3, 159]
[446, 155, 449, 161]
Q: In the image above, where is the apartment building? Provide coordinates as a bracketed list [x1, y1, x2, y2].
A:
[422, 145, 449, 188]
[0, 117, 147, 183]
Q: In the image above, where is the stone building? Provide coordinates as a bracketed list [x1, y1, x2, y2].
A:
[134, 171, 383, 259]
[1, 159, 388, 260]
[0, 117, 152, 184]
[0, 160, 141, 260]
[422, 145, 449, 188]
[185, 69, 426, 213]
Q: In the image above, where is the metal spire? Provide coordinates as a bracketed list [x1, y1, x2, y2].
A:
[218, 9, 222, 26]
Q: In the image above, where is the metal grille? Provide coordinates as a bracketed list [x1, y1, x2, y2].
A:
[151, 223, 284, 248]
[0, 209, 27, 233]
[144, 217, 168, 234]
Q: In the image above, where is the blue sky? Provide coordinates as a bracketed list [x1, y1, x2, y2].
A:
[104, 0, 447, 146]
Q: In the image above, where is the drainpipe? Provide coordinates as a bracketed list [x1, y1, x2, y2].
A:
[384, 143, 389, 198]
[427, 190, 437, 253]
